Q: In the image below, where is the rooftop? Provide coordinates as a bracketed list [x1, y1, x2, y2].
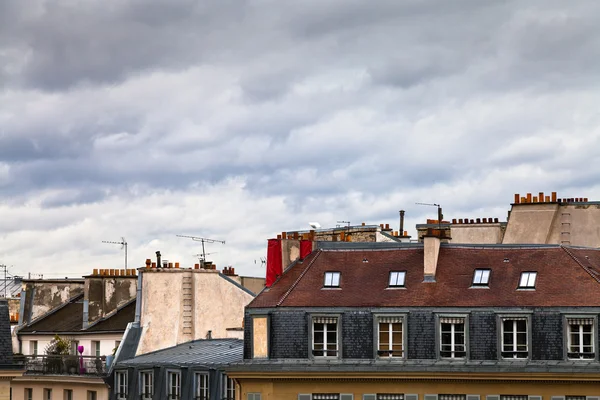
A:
[249, 243, 600, 309]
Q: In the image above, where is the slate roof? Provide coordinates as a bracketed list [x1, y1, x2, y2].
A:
[18, 294, 135, 334]
[249, 243, 600, 308]
[117, 338, 243, 368]
[0, 300, 13, 365]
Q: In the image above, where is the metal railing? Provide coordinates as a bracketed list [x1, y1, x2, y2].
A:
[18, 355, 107, 376]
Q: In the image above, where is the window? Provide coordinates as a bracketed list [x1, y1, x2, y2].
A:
[194, 373, 209, 400]
[518, 272, 537, 288]
[140, 370, 154, 399]
[313, 395, 340, 400]
[501, 318, 528, 359]
[312, 316, 339, 357]
[388, 271, 406, 287]
[223, 375, 235, 400]
[248, 394, 263, 400]
[25, 389, 33, 400]
[439, 396, 466, 400]
[567, 318, 595, 359]
[87, 391, 97, 400]
[43, 389, 52, 400]
[499, 396, 527, 400]
[377, 395, 404, 400]
[167, 370, 181, 399]
[63, 389, 73, 400]
[472, 269, 490, 286]
[324, 272, 341, 287]
[377, 316, 403, 358]
[440, 317, 466, 358]
[92, 341, 101, 357]
[30, 341, 38, 358]
[115, 371, 128, 400]
[70, 340, 80, 355]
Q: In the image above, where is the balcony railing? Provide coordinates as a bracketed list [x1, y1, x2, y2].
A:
[18, 355, 107, 376]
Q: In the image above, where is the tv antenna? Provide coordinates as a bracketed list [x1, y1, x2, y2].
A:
[102, 237, 128, 270]
[254, 257, 266, 267]
[177, 235, 225, 267]
[193, 252, 217, 264]
[415, 202, 444, 231]
[336, 220, 350, 228]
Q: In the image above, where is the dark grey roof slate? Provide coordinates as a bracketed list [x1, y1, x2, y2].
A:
[117, 338, 243, 368]
[0, 300, 13, 365]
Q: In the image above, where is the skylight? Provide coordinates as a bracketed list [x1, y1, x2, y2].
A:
[519, 271, 537, 288]
[324, 271, 341, 287]
[388, 271, 406, 287]
[472, 269, 491, 286]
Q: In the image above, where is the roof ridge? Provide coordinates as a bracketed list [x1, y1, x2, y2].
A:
[85, 297, 136, 330]
[277, 250, 322, 307]
[561, 245, 600, 284]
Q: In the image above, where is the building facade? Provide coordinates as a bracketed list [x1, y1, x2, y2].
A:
[231, 237, 600, 400]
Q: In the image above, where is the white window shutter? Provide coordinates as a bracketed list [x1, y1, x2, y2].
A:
[467, 395, 480, 400]
[487, 396, 500, 400]
[298, 395, 312, 400]
[341, 395, 354, 400]
[363, 395, 377, 400]
[406, 394, 419, 400]
[425, 395, 438, 400]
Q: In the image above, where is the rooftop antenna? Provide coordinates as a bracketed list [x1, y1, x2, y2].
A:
[102, 237, 128, 270]
[177, 235, 226, 268]
[415, 203, 443, 232]
[254, 257, 266, 267]
[193, 252, 217, 264]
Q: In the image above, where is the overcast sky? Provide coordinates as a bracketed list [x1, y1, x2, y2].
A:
[1, 0, 600, 279]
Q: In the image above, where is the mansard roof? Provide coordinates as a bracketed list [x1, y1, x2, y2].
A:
[248, 243, 600, 309]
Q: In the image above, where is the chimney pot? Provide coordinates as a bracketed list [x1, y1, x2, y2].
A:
[494, 217, 499, 223]
[151, 262, 156, 268]
[175, 262, 180, 269]
[380, 223, 384, 229]
[552, 192, 557, 202]
[545, 196, 550, 202]
[362, 222, 366, 226]
[452, 219, 457, 224]
[277, 234, 282, 240]
[526, 193, 532, 203]
[145, 259, 151, 267]
[584, 197, 589, 202]
[533, 196, 538, 203]
[385, 223, 390, 230]
[403, 231, 408, 236]
[476, 218, 481, 223]
[109, 269, 115, 276]
[194, 263, 199, 269]
[539, 192, 544, 202]
[93, 269, 98, 275]
[483, 218, 488, 223]
[293, 232, 299, 240]
[514, 193, 520, 204]
[281, 232, 287, 239]
[168, 262, 173, 268]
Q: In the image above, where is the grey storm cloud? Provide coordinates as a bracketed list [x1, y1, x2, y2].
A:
[1, 0, 600, 277]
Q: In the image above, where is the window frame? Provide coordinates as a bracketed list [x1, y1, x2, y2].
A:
[564, 315, 597, 361]
[166, 369, 181, 400]
[194, 372, 210, 400]
[388, 271, 407, 288]
[374, 314, 406, 359]
[222, 375, 236, 400]
[63, 389, 73, 400]
[44, 388, 52, 400]
[437, 315, 468, 360]
[92, 340, 101, 357]
[323, 271, 341, 288]
[115, 370, 128, 400]
[25, 388, 33, 400]
[471, 269, 491, 287]
[139, 369, 154, 399]
[252, 314, 270, 359]
[87, 391, 97, 400]
[518, 271, 537, 289]
[498, 314, 531, 360]
[310, 314, 342, 359]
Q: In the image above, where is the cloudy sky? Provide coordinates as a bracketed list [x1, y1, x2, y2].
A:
[1, 0, 600, 279]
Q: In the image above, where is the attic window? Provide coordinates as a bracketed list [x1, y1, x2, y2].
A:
[388, 271, 406, 287]
[472, 269, 491, 286]
[324, 272, 341, 287]
[518, 272, 537, 288]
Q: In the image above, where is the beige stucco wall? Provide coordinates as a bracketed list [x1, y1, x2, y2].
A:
[503, 203, 559, 244]
[238, 277, 265, 295]
[22, 281, 84, 324]
[546, 204, 600, 247]
[423, 236, 440, 278]
[450, 224, 504, 244]
[12, 376, 109, 400]
[136, 269, 254, 355]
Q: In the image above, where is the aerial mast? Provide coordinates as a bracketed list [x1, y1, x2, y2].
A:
[176, 235, 226, 267]
[102, 237, 128, 270]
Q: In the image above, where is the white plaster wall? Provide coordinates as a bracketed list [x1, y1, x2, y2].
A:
[547, 204, 600, 247]
[503, 204, 559, 244]
[136, 269, 254, 355]
[450, 225, 504, 244]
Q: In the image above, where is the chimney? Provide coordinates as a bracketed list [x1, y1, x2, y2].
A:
[399, 210, 405, 235]
[156, 251, 161, 269]
[423, 228, 447, 282]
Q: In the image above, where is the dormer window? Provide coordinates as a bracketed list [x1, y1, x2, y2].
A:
[324, 272, 341, 287]
[472, 269, 491, 286]
[388, 271, 406, 287]
[518, 272, 537, 288]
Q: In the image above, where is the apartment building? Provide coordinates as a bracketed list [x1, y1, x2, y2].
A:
[230, 233, 600, 400]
